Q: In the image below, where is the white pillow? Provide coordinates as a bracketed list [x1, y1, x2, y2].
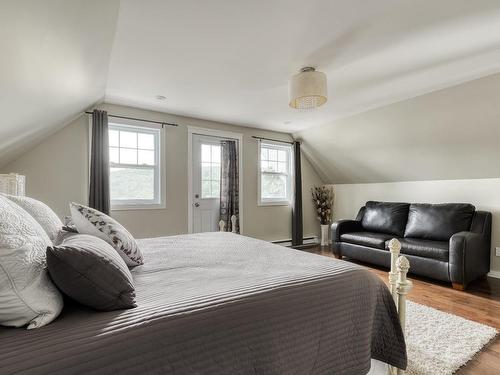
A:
[3, 195, 63, 243]
[0, 195, 63, 329]
[70, 203, 143, 266]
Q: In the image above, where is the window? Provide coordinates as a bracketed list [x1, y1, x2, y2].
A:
[108, 123, 162, 209]
[258, 141, 293, 205]
[200, 143, 221, 198]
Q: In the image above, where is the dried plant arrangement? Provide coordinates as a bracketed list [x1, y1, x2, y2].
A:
[311, 186, 334, 225]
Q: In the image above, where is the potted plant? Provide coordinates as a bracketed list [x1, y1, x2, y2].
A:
[311, 186, 334, 246]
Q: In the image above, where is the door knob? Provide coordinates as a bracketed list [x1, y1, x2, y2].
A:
[194, 202, 200, 207]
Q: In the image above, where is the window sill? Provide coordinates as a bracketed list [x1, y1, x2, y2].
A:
[111, 203, 166, 211]
[258, 200, 291, 207]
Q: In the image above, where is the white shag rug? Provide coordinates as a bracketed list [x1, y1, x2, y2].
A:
[403, 301, 497, 375]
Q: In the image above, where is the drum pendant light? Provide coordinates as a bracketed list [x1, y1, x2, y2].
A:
[288, 67, 327, 110]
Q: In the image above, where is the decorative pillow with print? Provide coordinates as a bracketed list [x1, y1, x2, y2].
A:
[69, 203, 143, 266]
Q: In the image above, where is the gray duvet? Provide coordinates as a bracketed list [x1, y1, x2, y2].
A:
[0, 232, 406, 374]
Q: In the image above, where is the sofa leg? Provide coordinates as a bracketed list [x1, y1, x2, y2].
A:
[452, 283, 466, 291]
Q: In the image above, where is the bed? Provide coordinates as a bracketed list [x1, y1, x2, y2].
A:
[0, 232, 407, 374]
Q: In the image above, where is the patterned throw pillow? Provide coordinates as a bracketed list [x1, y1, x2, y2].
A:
[3, 194, 63, 243]
[69, 203, 143, 266]
[0, 195, 63, 329]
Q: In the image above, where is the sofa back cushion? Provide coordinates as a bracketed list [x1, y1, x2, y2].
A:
[361, 201, 410, 236]
[404, 203, 475, 241]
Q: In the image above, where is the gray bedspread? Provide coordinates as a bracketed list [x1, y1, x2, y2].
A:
[0, 232, 406, 374]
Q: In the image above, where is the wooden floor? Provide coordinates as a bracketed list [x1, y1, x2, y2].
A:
[304, 245, 500, 374]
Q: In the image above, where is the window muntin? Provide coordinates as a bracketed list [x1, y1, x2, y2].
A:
[108, 123, 162, 208]
[259, 141, 293, 205]
[200, 143, 221, 199]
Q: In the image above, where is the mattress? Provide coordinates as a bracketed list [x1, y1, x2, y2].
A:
[0, 232, 406, 374]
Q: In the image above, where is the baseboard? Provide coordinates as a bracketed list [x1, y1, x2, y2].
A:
[271, 236, 318, 247]
[487, 270, 500, 279]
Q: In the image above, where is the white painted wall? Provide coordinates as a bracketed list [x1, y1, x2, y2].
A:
[331, 178, 500, 273]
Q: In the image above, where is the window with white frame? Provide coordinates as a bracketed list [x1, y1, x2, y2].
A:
[259, 141, 293, 205]
[108, 123, 162, 208]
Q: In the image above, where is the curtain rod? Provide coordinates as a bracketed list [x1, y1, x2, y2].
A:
[252, 136, 298, 145]
[85, 111, 178, 128]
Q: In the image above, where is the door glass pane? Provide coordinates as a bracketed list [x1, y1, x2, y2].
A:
[110, 167, 154, 200]
[202, 181, 211, 198]
[201, 144, 211, 162]
[120, 131, 137, 148]
[202, 163, 211, 179]
[261, 174, 287, 199]
[200, 143, 221, 198]
[212, 165, 220, 180]
[211, 146, 221, 162]
[211, 180, 220, 198]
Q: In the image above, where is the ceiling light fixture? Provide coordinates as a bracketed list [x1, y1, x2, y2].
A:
[288, 67, 327, 110]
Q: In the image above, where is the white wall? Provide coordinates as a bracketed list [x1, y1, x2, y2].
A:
[2, 103, 324, 242]
[332, 178, 500, 273]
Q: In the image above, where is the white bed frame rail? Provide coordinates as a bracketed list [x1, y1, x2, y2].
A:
[387, 238, 412, 375]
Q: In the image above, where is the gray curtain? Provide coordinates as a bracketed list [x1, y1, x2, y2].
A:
[220, 140, 239, 233]
[291, 141, 303, 246]
[89, 109, 110, 215]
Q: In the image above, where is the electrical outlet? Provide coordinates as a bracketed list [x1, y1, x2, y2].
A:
[496, 247, 500, 256]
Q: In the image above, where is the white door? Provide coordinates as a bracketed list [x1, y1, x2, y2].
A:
[192, 134, 223, 233]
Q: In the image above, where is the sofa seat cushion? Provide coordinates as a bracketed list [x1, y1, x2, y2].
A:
[341, 232, 394, 250]
[385, 238, 449, 261]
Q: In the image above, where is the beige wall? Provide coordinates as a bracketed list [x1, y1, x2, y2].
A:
[331, 178, 500, 274]
[294, 72, 500, 184]
[2, 103, 324, 241]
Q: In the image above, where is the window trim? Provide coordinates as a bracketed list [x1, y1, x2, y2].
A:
[258, 140, 293, 206]
[108, 122, 165, 211]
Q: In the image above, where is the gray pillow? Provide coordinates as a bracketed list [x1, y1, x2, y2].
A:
[47, 234, 136, 311]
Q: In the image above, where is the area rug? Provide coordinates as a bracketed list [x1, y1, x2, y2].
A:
[403, 301, 497, 375]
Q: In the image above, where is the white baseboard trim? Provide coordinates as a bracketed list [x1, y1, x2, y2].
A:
[272, 236, 318, 247]
[487, 270, 500, 279]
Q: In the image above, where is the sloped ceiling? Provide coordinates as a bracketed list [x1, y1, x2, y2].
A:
[3, 0, 500, 184]
[0, 0, 120, 166]
[106, 0, 500, 133]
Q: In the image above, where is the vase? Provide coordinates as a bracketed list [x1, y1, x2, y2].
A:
[320, 224, 329, 246]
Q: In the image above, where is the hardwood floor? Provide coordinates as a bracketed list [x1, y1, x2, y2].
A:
[304, 245, 500, 374]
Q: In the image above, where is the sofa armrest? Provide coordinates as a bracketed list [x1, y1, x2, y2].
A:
[449, 231, 490, 286]
[331, 220, 363, 243]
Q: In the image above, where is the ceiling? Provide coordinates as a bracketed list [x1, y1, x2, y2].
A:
[2, 0, 500, 169]
[106, 0, 500, 132]
[0, 0, 119, 165]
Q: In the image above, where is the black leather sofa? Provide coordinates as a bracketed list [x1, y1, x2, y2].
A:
[331, 201, 492, 290]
